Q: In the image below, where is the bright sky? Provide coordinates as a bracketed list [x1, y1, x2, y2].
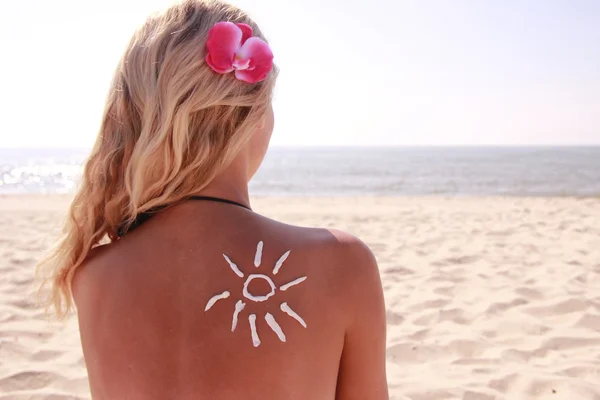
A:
[1, 0, 599, 147]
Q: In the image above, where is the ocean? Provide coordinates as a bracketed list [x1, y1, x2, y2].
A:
[0, 147, 599, 196]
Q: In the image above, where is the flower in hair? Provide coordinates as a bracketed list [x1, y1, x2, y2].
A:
[206, 21, 274, 84]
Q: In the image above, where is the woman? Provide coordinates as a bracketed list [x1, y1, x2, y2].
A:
[38, 1, 388, 398]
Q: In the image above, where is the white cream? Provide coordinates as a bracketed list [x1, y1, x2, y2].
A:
[272, 250, 290, 275]
[204, 291, 230, 312]
[265, 312, 286, 342]
[205, 242, 308, 347]
[222, 254, 244, 278]
[243, 274, 276, 302]
[231, 300, 246, 332]
[254, 241, 263, 267]
[280, 276, 307, 291]
[249, 314, 261, 347]
[281, 302, 307, 328]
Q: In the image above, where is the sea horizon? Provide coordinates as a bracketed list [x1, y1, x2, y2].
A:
[1, 146, 599, 197]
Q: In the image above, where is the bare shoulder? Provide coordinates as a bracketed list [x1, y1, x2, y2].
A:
[324, 229, 377, 263]
[261, 214, 379, 276]
[279, 224, 382, 297]
[71, 243, 115, 309]
[312, 228, 379, 280]
[326, 229, 381, 291]
[317, 227, 384, 312]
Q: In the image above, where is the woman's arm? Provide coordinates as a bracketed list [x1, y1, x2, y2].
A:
[335, 237, 389, 400]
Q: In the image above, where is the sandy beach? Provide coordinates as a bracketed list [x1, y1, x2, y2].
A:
[0, 195, 599, 400]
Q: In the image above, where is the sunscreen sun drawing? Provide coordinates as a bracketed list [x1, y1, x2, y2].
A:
[204, 241, 307, 347]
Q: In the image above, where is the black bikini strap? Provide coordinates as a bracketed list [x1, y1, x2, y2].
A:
[188, 195, 251, 211]
[117, 195, 251, 237]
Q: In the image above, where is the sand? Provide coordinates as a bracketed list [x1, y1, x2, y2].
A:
[1, 195, 599, 400]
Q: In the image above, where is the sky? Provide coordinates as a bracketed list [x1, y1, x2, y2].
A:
[0, 0, 599, 148]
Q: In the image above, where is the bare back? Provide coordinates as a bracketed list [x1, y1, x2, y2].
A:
[73, 201, 388, 400]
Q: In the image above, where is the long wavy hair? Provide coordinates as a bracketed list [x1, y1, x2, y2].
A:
[37, 0, 277, 319]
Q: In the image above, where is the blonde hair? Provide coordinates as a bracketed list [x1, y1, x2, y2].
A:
[37, 0, 277, 318]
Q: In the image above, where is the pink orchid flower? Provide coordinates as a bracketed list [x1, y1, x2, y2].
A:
[206, 21, 274, 84]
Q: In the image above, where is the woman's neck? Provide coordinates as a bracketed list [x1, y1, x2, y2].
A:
[189, 156, 251, 209]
